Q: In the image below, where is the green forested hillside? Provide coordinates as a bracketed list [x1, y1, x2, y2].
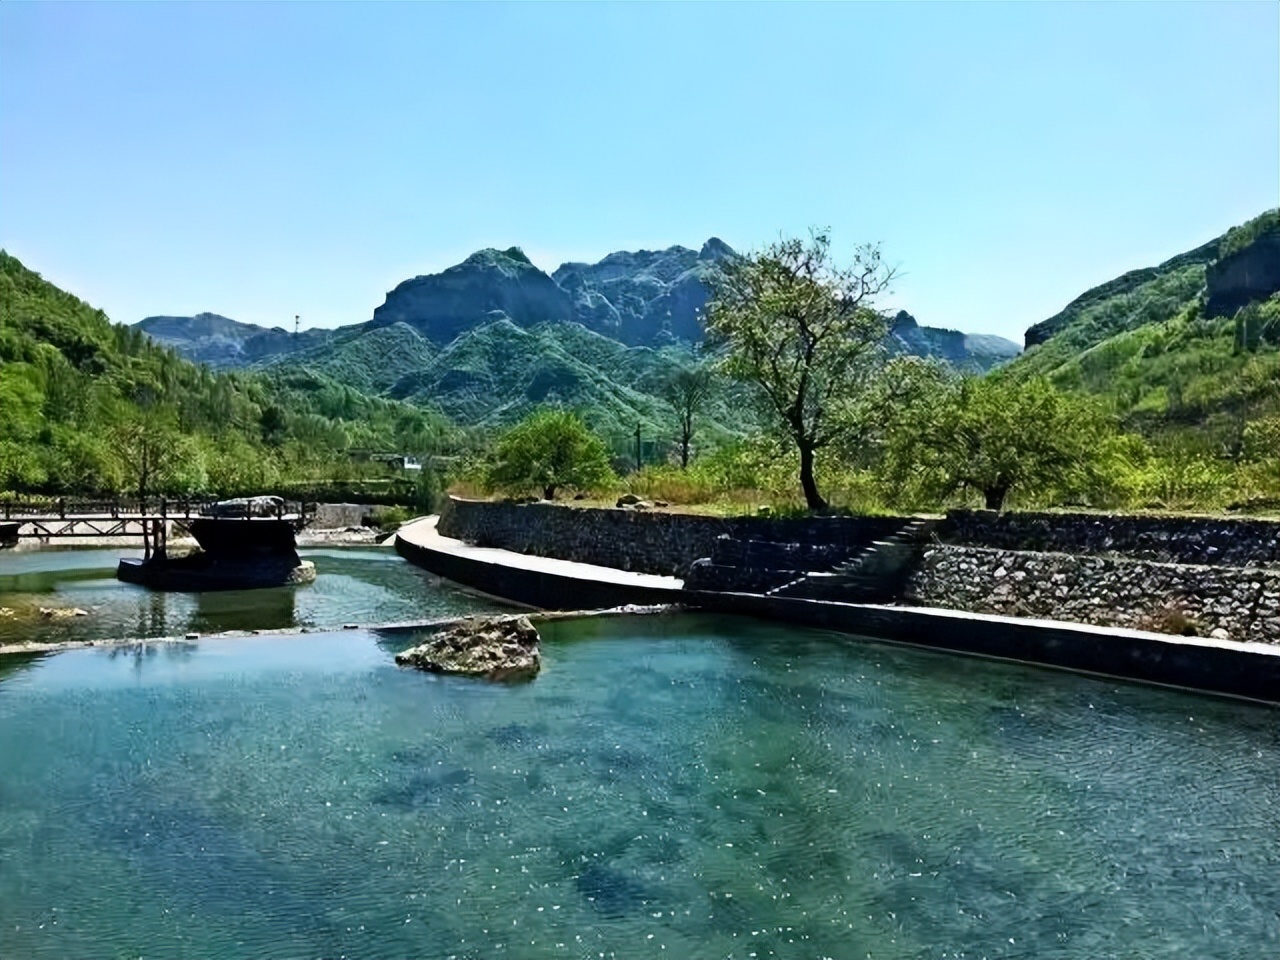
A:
[274, 322, 437, 396]
[0, 251, 452, 497]
[1010, 211, 1280, 456]
[384, 318, 747, 455]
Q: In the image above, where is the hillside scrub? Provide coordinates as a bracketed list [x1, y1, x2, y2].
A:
[0, 251, 455, 499]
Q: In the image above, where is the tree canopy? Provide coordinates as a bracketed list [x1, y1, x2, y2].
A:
[0, 251, 454, 500]
[486, 408, 614, 501]
[663, 362, 717, 469]
[884, 374, 1123, 511]
[703, 231, 895, 509]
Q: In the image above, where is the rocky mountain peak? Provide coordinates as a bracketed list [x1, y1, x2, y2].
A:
[369, 247, 572, 343]
[699, 237, 735, 262]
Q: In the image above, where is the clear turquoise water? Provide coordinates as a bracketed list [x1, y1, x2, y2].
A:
[0, 612, 1276, 959]
[0, 545, 509, 645]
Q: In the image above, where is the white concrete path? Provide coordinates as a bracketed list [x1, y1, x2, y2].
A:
[395, 516, 685, 592]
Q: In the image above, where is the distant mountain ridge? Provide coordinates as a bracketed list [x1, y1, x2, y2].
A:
[138, 239, 1019, 370]
[367, 240, 733, 348]
[1022, 210, 1280, 354]
[551, 238, 736, 345]
[137, 312, 333, 367]
[889, 311, 1020, 371]
[131, 240, 1022, 443]
[1010, 208, 1280, 448]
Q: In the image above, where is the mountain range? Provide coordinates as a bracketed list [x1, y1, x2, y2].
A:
[135, 239, 1021, 438]
[5, 211, 1276, 492]
[129, 211, 1280, 451]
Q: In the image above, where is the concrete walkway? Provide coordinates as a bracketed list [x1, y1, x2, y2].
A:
[395, 516, 685, 609]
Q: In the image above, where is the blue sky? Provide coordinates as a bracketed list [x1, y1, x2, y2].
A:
[1, 2, 1276, 343]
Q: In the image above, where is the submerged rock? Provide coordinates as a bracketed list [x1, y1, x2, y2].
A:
[39, 606, 89, 619]
[395, 615, 541, 681]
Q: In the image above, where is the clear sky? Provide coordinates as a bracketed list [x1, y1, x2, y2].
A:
[1, 2, 1276, 344]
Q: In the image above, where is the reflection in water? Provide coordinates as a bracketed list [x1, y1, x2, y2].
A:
[0, 616, 1276, 959]
[0, 649, 47, 681]
[192, 584, 297, 633]
[0, 545, 510, 647]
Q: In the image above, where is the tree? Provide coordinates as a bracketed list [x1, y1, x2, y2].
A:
[703, 230, 895, 510]
[663, 363, 716, 468]
[113, 411, 194, 500]
[487, 408, 614, 500]
[885, 374, 1117, 511]
[260, 404, 288, 447]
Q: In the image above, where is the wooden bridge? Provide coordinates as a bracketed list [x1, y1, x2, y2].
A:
[0, 499, 316, 555]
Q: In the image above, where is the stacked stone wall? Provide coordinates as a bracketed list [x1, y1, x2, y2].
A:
[940, 510, 1280, 567]
[905, 545, 1280, 643]
[437, 498, 908, 576]
[434, 498, 1280, 642]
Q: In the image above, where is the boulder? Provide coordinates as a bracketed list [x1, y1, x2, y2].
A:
[395, 615, 541, 681]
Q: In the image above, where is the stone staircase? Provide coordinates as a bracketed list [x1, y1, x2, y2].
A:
[766, 519, 934, 602]
[683, 517, 935, 603]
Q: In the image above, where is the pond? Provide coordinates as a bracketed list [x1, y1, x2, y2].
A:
[0, 544, 509, 645]
[0, 609, 1276, 959]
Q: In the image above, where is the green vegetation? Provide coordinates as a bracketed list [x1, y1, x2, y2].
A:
[703, 230, 896, 510]
[485, 408, 615, 501]
[610, 215, 1280, 516]
[663, 362, 717, 469]
[6, 208, 1278, 518]
[1220, 209, 1280, 258]
[882, 374, 1130, 511]
[0, 251, 452, 503]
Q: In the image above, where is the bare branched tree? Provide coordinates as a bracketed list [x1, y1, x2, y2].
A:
[703, 230, 896, 510]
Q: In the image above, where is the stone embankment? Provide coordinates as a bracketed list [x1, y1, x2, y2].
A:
[941, 511, 1280, 568]
[905, 546, 1280, 641]
[433, 498, 1280, 644]
[437, 496, 908, 577]
[909, 511, 1280, 643]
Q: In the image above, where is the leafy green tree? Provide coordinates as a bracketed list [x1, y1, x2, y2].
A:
[0, 440, 46, 491]
[663, 363, 716, 469]
[885, 374, 1119, 511]
[486, 408, 614, 500]
[113, 413, 191, 499]
[703, 230, 895, 510]
[260, 404, 288, 447]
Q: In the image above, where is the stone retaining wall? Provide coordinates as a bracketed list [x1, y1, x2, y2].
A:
[434, 498, 1280, 643]
[438, 497, 908, 576]
[313, 503, 384, 529]
[904, 545, 1280, 643]
[942, 510, 1280, 568]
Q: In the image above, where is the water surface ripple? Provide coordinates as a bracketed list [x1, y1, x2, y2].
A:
[0, 613, 1276, 959]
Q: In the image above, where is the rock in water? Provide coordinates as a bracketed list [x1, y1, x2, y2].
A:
[395, 616, 541, 681]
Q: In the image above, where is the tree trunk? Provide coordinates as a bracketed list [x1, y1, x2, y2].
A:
[983, 484, 1009, 511]
[543, 485, 556, 501]
[679, 435, 691, 470]
[799, 444, 827, 512]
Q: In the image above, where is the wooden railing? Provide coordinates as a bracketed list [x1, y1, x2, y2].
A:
[0, 498, 317, 525]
